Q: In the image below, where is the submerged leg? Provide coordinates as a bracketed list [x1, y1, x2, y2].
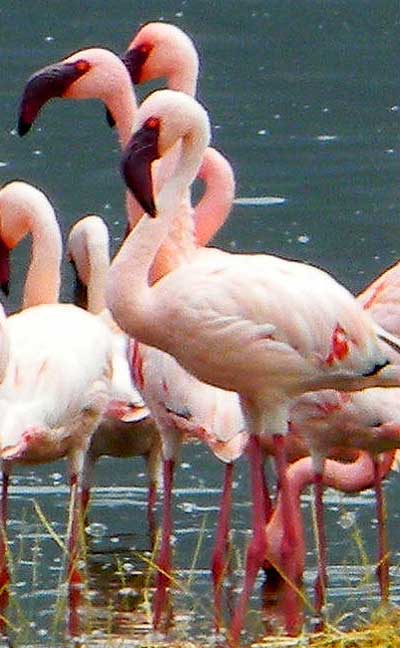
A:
[313, 469, 328, 630]
[230, 435, 269, 645]
[211, 461, 234, 633]
[67, 472, 85, 638]
[273, 433, 302, 636]
[153, 458, 175, 630]
[374, 456, 390, 602]
[0, 467, 10, 631]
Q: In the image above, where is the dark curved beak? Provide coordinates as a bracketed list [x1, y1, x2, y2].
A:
[18, 61, 90, 136]
[105, 107, 116, 128]
[69, 258, 88, 310]
[120, 124, 160, 218]
[0, 239, 10, 296]
[120, 47, 150, 85]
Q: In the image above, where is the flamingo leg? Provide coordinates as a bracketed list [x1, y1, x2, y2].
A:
[373, 456, 390, 601]
[211, 461, 234, 633]
[80, 486, 90, 529]
[147, 479, 158, 548]
[230, 435, 269, 645]
[313, 471, 328, 629]
[273, 434, 302, 636]
[67, 473, 84, 638]
[0, 467, 10, 630]
[153, 458, 175, 630]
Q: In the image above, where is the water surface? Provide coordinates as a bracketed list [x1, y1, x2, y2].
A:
[0, 1, 399, 645]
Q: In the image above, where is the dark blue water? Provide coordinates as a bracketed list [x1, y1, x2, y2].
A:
[0, 1, 399, 645]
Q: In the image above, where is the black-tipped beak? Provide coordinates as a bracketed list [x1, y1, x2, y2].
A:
[69, 259, 88, 310]
[105, 107, 116, 128]
[17, 60, 90, 136]
[120, 122, 160, 218]
[120, 47, 150, 85]
[0, 239, 10, 296]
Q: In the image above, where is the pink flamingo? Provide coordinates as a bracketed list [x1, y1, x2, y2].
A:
[18, 47, 244, 629]
[109, 89, 400, 644]
[67, 215, 161, 537]
[261, 449, 397, 636]
[285, 261, 400, 616]
[0, 181, 119, 634]
[288, 385, 400, 613]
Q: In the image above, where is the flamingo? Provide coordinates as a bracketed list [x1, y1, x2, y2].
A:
[262, 449, 397, 635]
[285, 261, 400, 616]
[67, 215, 161, 537]
[109, 89, 400, 643]
[0, 181, 120, 634]
[18, 50, 245, 629]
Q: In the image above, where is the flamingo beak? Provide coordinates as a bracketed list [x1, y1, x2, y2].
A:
[17, 60, 91, 136]
[69, 258, 88, 310]
[121, 123, 160, 218]
[0, 239, 10, 296]
[121, 46, 151, 85]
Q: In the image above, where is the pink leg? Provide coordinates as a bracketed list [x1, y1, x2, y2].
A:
[211, 462, 234, 633]
[80, 486, 90, 529]
[260, 453, 273, 523]
[0, 470, 10, 630]
[153, 458, 174, 630]
[67, 474, 83, 638]
[313, 472, 327, 630]
[272, 434, 301, 636]
[147, 479, 158, 547]
[374, 457, 389, 601]
[230, 436, 269, 645]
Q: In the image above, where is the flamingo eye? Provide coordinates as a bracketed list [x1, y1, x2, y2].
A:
[138, 43, 152, 55]
[144, 117, 160, 130]
[74, 60, 91, 73]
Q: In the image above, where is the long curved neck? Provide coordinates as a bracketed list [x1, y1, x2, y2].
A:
[169, 63, 198, 96]
[83, 231, 110, 315]
[108, 128, 207, 344]
[106, 75, 137, 149]
[267, 450, 394, 562]
[194, 149, 235, 247]
[105, 69, 145, 227]
[23, 209, 62, 308]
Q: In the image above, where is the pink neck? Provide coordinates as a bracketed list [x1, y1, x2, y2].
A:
[266, 450, 394, 572]
[194, 148, 235, 248]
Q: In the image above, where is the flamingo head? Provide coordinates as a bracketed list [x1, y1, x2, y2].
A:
[0, 180, 59, 297]
[18, 48, 132, 136]
[0, 427, 50, 463]
[121, 90, 210, 217]
[122, 22, 198, 92]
